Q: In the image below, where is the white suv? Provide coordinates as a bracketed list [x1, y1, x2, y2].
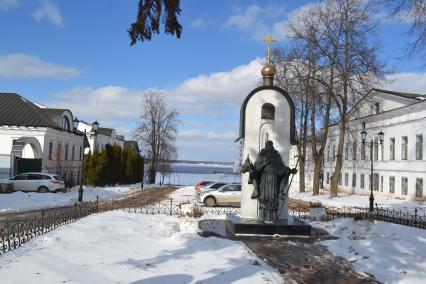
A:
[198, 183, 241, 207]
[5, 172, 66, 193]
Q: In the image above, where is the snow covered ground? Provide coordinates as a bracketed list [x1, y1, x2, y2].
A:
[290, 183, 426, 215]
[169, 185, 197, 204]
[0, 184, 143, 213]
[0, 211, 282, 284]
[311, 218, 426, 284]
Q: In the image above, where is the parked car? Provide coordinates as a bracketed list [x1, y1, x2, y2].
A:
[3, 172, 66, 193]
[197, 183, 242, 207]
[195, 181, 214, 193]
[196, 182, 227, 195]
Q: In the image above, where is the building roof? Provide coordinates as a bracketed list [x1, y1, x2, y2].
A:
[97, 127, 114, 136]
[124, 140, 140, 154]
[0, 93, 60, 129]
[370, 88, 426, 101]
[0, 93, 84, 137]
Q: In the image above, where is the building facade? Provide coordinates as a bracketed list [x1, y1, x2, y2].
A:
[320, 89, 426, 201]
[76, 121, 125, 154]
[0, 93, 88, 185]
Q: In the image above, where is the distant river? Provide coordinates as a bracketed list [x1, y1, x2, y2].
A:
[170, 163, 235, 174]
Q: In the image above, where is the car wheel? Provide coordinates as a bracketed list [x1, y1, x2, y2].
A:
[37, 186, 49, 193]
[205, 197, 216, 207]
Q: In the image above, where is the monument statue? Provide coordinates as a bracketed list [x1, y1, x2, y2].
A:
[241, 140, 297, 223]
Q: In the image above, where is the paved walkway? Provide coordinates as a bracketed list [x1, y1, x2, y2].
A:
[241, 229, 378, 284]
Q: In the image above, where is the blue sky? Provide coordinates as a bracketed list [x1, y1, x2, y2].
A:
[0, 0, 425, 161]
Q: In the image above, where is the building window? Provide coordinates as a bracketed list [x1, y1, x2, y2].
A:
[326, 172, 330, 184]
[381, 175, 384, 192]
[64, 144, 69, 160]
[361, 141, 366, 160]
[401, 177, 408, 195]
[352, 142, 357, 160]
[332, 145, 336, 161]
[345, 143, 349, 160]
[344, 173, 349, 186]
[390, 138, 395, 160]
[61, 116, 70, 131]
[374, 102, 380, 114]
[72, 145, 75, 161]
[416, 134, 423, 160]
[389, 176, 395, 193]
[401, 136, 408, 160]
[48, 142, 53, 160]
[56, 144, 62, 160]
[352, 173, 356, 187]
[261, 103, 275, 120]
[374, 138, 378, 161]
[79, 146, 83, 161]
[362, 122, 366, 129]
[361, 174, 365, 189]
[327, 145, 331, 161]
[338, 173, 342, 185]
[416, 178, 424, 198]
[381, 140, 384, 161]
[374, 173, 379, 191]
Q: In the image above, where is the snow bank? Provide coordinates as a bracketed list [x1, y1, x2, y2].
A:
[290, 184, 426, 215]
[0, 184, 142, 213]
[0, 211, 282, 284]
[311, 218, 426, 283]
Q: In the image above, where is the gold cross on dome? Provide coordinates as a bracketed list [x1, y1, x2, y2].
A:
[263, 36, 277, 64]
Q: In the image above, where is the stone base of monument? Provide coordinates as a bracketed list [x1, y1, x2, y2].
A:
[225, 213, 311, 239]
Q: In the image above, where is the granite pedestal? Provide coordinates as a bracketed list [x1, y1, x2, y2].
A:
[225, 213, 311, 238]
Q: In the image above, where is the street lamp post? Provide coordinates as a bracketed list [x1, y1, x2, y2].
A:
[361, 130, 384, 211]
[78, 129, 86, 202]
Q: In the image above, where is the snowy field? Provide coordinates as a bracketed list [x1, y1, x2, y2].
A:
[311, 218, 426, 284]
[0, 184, 143, 213]
[0, 211, 282, 284]
[290, 183, 426, 215]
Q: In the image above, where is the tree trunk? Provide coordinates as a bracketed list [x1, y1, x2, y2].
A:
[312, 157, 322, 195]
[298, 154, 306, 193]
[330, 119, 345, 198]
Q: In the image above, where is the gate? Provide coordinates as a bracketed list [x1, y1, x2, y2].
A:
[15, 157, 42, 174]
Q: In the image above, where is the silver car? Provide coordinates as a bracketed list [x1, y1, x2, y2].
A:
[4, 172, 66, 193]
[198, 183, 241, 207]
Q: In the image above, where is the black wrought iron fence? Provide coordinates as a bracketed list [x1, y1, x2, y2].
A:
[0, 202, 98, 255]
[289, 201, 426, 230]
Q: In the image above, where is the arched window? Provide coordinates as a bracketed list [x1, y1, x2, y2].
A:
[61, 116, 70, 131]
[261, 103, 275, 120]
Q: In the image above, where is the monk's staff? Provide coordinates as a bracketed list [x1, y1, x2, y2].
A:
[277, 155, 303, 219]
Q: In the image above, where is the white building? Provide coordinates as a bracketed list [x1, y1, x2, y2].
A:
[319, 89, 426, 201]
[0, 93, 88, 185]
[76, 120, 125, 154]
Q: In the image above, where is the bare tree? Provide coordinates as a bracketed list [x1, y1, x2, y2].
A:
[318, 0, 386, 197]
[136, 91, 179, 184]
[391, 0, 426, 59]
[274, 48, 311, 193]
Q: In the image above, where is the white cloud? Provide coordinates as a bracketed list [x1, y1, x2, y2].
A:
[225, 4, 287, 40]
[46, 59, 264, 161]
[0, 53, 79, 78]
[190, 17, 206, 29]
[0, 0, 18, 11]
[32, 0, 63, 26]
[383, 72, 426, 94]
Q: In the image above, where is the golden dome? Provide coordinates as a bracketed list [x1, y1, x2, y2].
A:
[261, 63, 276, 78]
